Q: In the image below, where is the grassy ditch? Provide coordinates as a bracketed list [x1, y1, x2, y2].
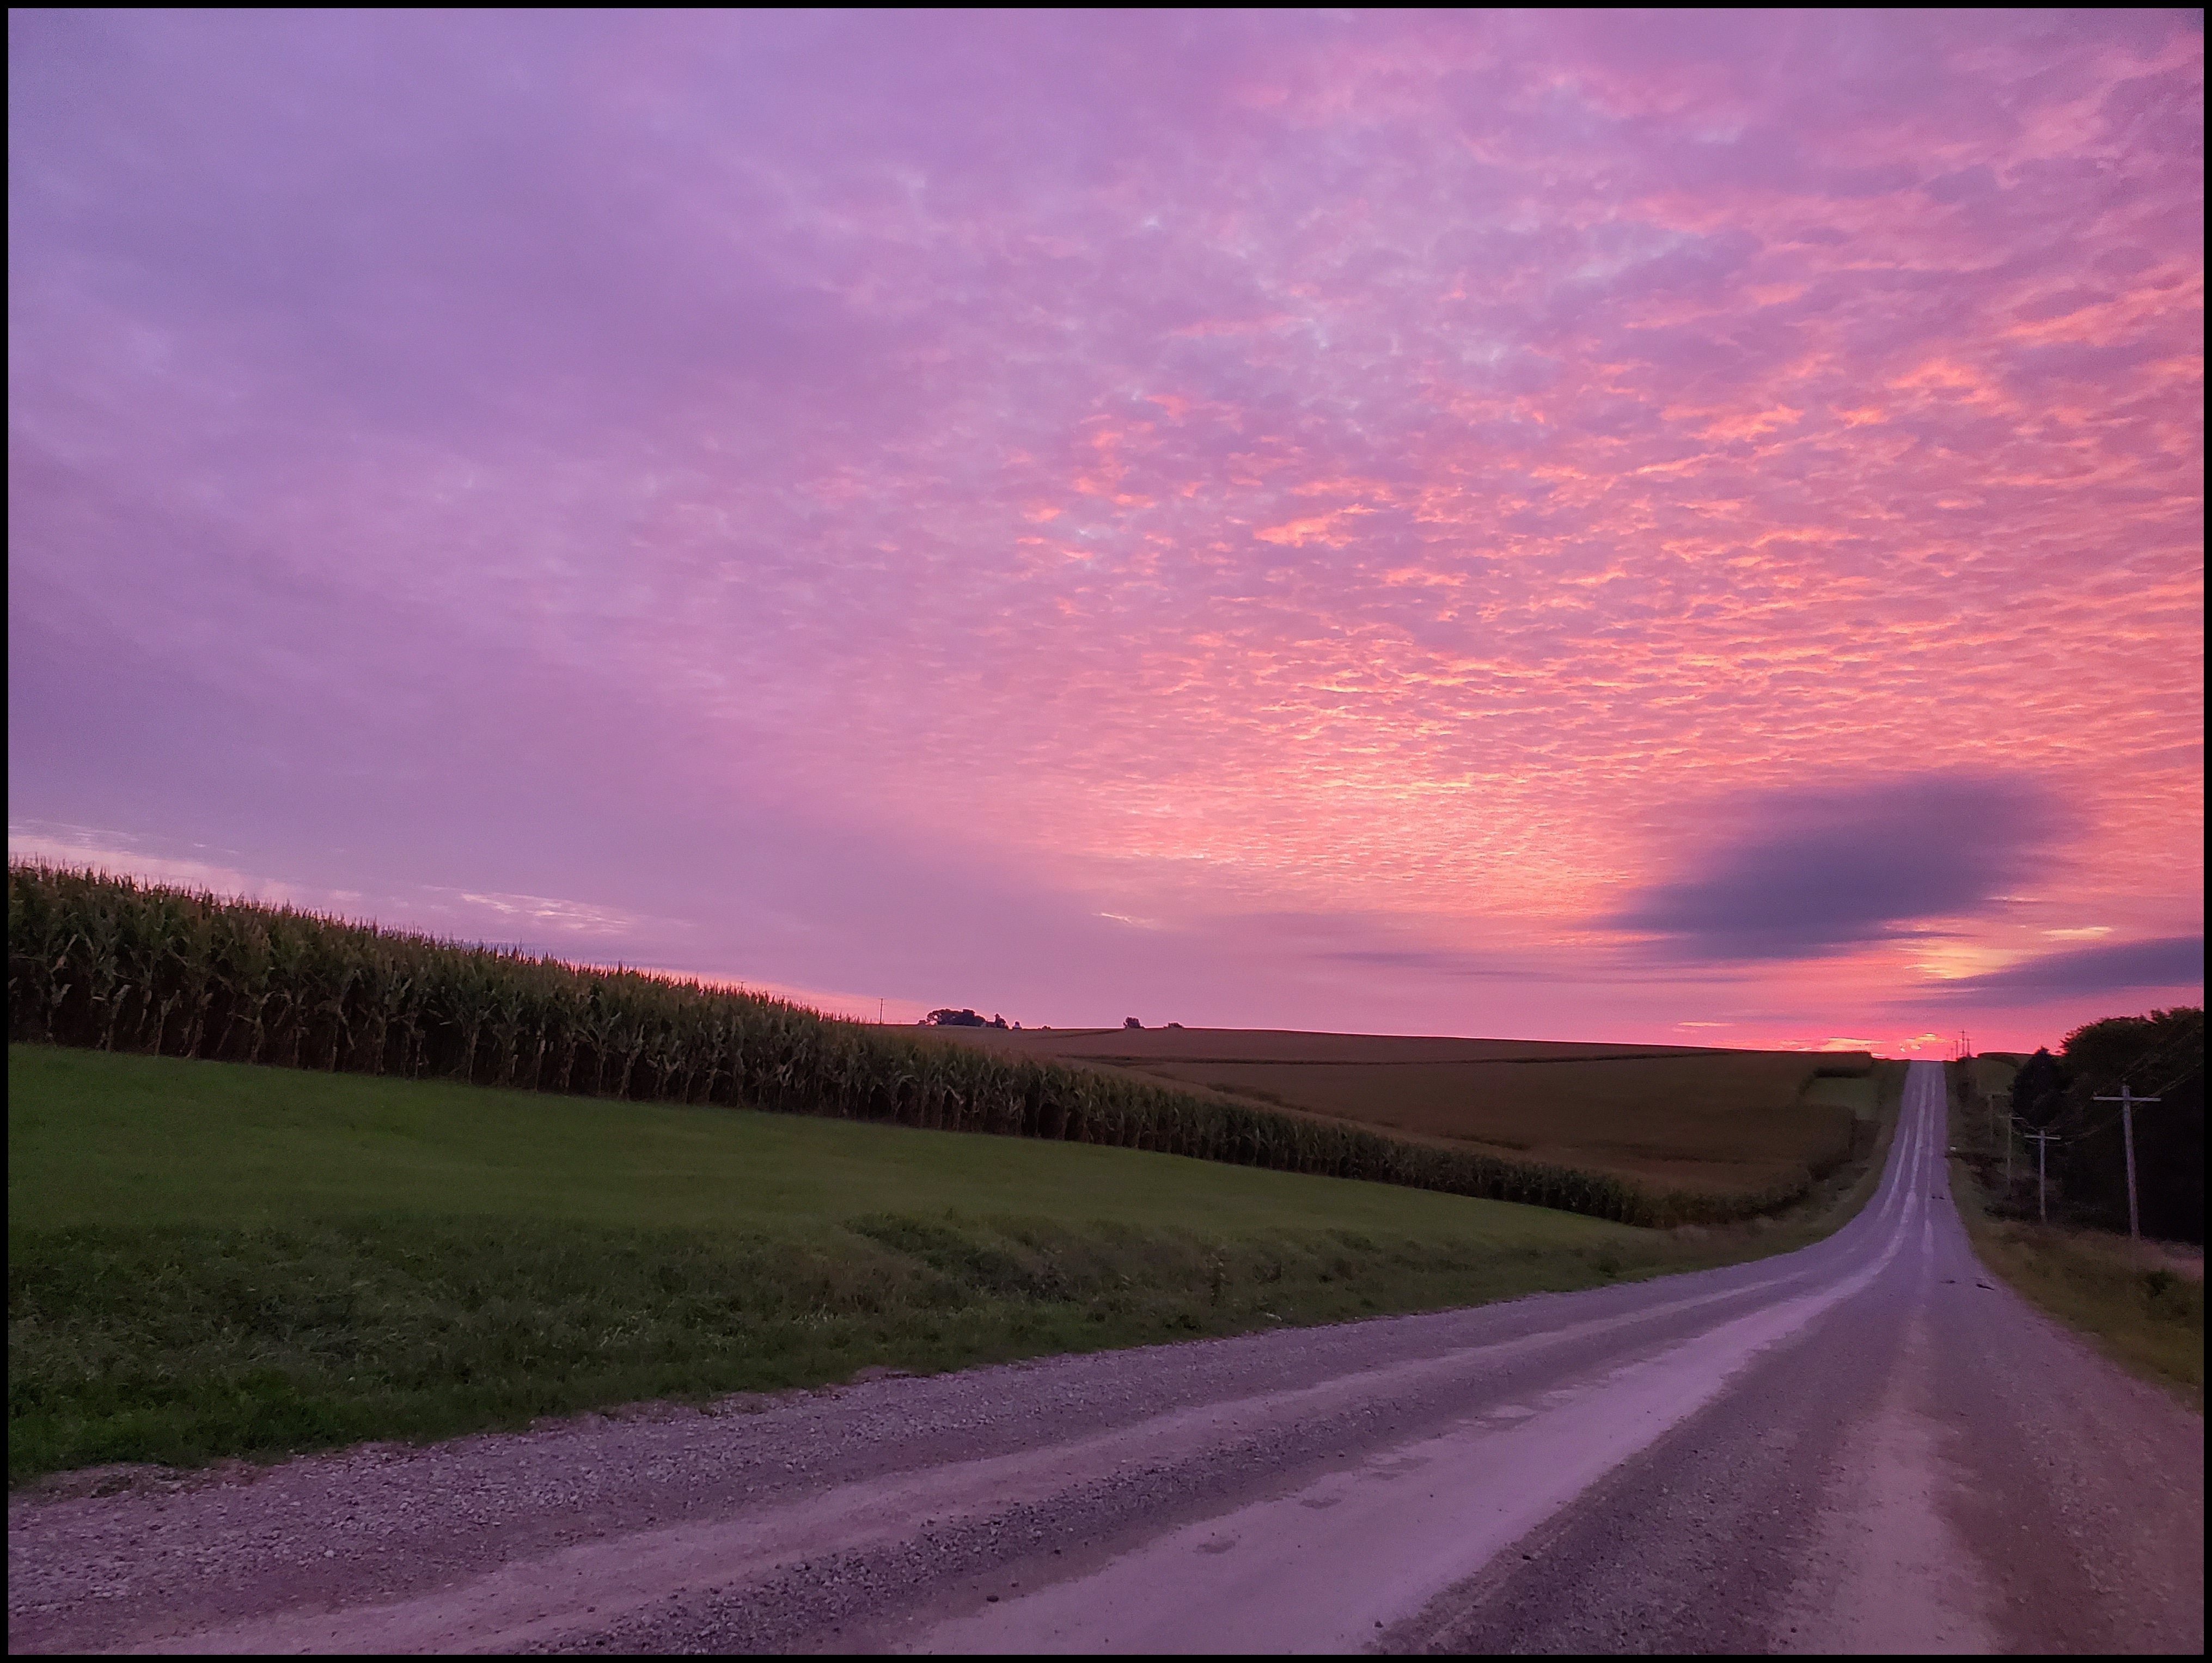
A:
[9, 1046, 1900, 1483]
[1945, 1063, 2203, 1409]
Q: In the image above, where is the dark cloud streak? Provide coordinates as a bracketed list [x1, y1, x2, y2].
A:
[1609, 776, 2073, 962]
[1917, 937, 2204, 1001]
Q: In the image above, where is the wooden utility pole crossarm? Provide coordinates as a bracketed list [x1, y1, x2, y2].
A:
[2014, 1119, 2064, 1225]
[2093, 1085, 2160, 1242]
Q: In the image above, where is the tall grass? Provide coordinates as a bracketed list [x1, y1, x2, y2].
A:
[9, 863, 1801, 1227]
[11, 1212, 1691, 1483]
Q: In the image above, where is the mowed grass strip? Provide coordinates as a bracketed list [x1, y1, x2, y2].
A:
[9, 1043, 1648, 1237]
[11, 1046, 1698, 1484]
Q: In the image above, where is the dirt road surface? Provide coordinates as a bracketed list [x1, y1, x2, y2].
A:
[9, 1062, 2202, 1653]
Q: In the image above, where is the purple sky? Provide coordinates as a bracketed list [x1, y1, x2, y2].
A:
[8, 11, 2203, 1053]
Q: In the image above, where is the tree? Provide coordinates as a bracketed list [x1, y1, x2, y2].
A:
[919, 1008, 1016, 1030]
[1124, 1016, 1141, 1029]
[2058, 1008, 2204, 1244]
[2011, 1047, 2067, 1129]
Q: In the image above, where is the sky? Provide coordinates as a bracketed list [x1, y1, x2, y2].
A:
[8, 10, 2203, 1055]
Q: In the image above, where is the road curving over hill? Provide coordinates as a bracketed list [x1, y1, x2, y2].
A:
[9, 1062, 2201, 1654]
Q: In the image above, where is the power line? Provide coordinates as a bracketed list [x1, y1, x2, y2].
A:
[2143, 1066, 2202, 1099]
[2115, 1039, 2203, 1092]
[2109, 1019, 2204, 1088]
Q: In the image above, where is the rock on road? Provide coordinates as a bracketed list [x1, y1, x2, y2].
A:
[8, 1062, 2202, 1654]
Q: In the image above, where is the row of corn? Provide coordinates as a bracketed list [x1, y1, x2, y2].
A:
[8, 861, 1815, 1227]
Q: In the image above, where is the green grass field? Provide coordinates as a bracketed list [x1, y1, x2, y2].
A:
[12, 1042, 1617, 1237]
[935, 1027, 1869, 1197]
[9, 1043, 1729, 1485]
[8, 1044, 1905, 1484]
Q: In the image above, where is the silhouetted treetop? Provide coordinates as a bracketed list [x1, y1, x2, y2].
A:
[920, 1008, 1007, 1028]
[2011, 1047, 2067, 1129]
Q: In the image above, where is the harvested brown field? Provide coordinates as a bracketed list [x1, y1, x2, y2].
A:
[932, 1027, 1879, 1197]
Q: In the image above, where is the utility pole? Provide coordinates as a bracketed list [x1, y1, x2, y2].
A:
[2093, 1085, 2159, 1242]
[2018, 1121, 2063, 1224]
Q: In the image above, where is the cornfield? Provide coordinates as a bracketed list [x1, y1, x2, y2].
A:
[7, 863, 1810, 1227]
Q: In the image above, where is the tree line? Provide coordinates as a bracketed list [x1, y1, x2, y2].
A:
[2001, 1007, 2203, 1244]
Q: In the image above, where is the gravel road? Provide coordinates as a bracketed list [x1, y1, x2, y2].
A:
[9, 1062, 2201, 1653]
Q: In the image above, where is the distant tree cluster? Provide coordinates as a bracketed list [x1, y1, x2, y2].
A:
[2002, 1007, 2203, 1243]
[921, 1008, 1009, 1029]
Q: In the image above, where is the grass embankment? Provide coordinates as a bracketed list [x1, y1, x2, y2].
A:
[3, 1046, 1671, 1485]
[940, 1025, 1874, 1203]
[1944, 1061, 2203, 1409]
[11, 1047, 1903, 1484]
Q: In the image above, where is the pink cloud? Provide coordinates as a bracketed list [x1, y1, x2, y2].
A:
[8, 10, 2201, 1054]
